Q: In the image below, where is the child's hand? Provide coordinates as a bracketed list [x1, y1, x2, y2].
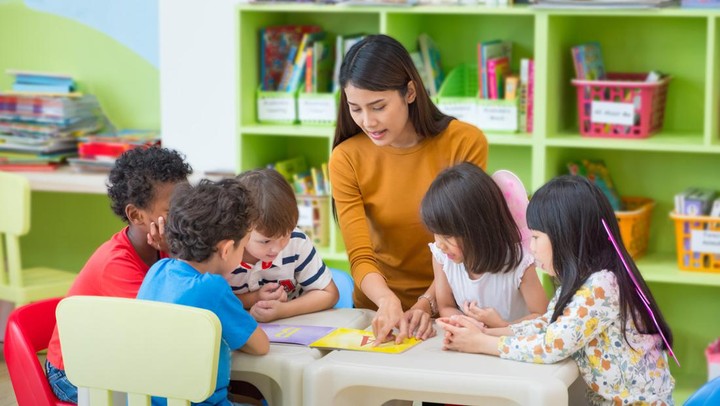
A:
[250, 300, 284, 322]
[436, 315, 487, 354]
[146, 216, 169, 253]
[462, 301, 506, 328]
[437, 316, 485, 330]
[258, 283, 288, 302]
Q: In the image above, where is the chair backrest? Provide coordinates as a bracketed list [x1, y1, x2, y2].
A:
[684, 376, 720, 406]
[4, 297, 73, 406]
[0, 171, 31, 287]
[56, 296, 222, 406]
[330, 268, 354, 309]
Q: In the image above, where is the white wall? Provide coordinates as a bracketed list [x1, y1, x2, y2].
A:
[159, 0, 243, 173]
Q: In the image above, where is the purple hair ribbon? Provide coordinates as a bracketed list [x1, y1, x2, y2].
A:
[601, 218, 680, 367]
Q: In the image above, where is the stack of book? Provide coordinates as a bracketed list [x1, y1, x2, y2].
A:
[0, 91, 106, 171]
[68, 129, 161, 173]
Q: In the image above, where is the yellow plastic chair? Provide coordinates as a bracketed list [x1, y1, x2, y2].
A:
[56, 296, 221, 406]
[0, 171, 76, 306]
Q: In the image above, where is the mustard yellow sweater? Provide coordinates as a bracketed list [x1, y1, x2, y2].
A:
[329, 120, 488, 310]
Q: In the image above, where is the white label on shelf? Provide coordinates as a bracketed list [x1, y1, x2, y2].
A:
[690, 229, 720, 254]
[297, 205, 314, 227]
[437, 103, 479, 127]
[590, 101, 634, 125]
[298, 98, 337, 122]
[477, 104, 518, 131]
[258, 97, 295, 121]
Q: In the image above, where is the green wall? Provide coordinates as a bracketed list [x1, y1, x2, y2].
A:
[0, 1, 159, 271]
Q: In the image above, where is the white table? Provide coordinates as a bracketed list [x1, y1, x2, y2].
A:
[231, 307, 375, 406]
[303, 324, 581, 406]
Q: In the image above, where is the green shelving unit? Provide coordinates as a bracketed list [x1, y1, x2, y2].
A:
[232, 4, 720, 401]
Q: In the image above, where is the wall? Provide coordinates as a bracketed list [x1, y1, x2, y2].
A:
[0, 0, 160, 271]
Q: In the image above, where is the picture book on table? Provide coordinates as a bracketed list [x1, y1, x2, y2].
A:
[259, 323, 336, 346]
[310, 327, 421, 354]
[259, 324, 421, 354]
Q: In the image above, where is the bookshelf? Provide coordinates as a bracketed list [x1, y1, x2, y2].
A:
[159, 2, 720, 401]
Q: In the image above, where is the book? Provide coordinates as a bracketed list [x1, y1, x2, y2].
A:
[418, 33, 445, 97]
[309, 327, 421, 354]
[259, 323, 336, 345]
[286, 31, 327, 93]
[570, 42, 606, 80]
[259, 25, 321, 91]
[486, 56, 510, 100]
[504, 75, 519, 101]
[479, 40, 512, 99]
[331, 33, 366, 93]
[526, 59, 535, 133]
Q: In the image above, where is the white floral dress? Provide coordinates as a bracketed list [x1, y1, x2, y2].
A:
[498, 270, 675, 405]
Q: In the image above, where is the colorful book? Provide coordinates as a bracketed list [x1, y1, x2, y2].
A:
[487, 56, 510, 100]
[309, 327, 421, 354]
[570, 42, 606, 80]
[418, 33, 444, 97]
[478, 40, 512, 99]
[259, 25, 321, 91]
[505, 75, 519, 101]
[526, 59, 535, 133]
[259, 323, 336, 345]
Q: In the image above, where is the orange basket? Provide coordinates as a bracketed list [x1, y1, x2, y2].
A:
[670, 213, 720, 273]
[615, 197, 655, 259]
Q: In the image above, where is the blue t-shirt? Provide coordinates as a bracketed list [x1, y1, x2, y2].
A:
[137, 258, 257, 406]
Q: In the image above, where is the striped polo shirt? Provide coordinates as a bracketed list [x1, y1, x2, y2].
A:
[226, 228, 331, 300]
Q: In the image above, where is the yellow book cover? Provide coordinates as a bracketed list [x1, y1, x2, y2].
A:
[309, 328, 421, 354]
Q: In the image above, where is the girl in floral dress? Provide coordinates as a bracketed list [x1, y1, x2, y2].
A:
[437, 175, 675, 405]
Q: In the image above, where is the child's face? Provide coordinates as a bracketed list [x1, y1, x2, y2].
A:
[434, 234, 464, 264]
[344, 84, 418, 148]
[139, 182, 180, 231]
[530, 230, 555, 276]
[221, 232, 252, 276]
[242, 229, 291, 265]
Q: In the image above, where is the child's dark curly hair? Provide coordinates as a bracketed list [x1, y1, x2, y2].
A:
[107, 147, 192, 223]
[166, 178, 258, 262]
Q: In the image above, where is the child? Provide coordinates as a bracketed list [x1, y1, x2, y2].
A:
[137, 178, 270, 406]
[420, 162, 548, 328]
[437, 175, 675, 405]
[226, 168, 339, 322]
[45, 147, 192, 404]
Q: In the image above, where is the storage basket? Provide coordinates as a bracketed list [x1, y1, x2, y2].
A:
[436, 64, 518, 132]
[256, 86, 297, 124]
[436, 64, 479, 127]
[615, 197, 655, 259]
[296, 194, 329, 247]
[297, 91, 338, 125]
[670, 213, 720, 272]
[571, 73, 670, 139]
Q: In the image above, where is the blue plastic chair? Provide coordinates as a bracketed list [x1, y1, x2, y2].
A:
[685, 377, 720, 405]
[330, 268, 354, 308]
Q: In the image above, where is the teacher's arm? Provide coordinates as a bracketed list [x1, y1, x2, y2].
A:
[329, 149, 405, 344]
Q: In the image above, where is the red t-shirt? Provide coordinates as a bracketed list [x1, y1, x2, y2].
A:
[47, 227, 166, 369]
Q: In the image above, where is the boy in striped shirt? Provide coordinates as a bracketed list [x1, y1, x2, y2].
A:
[226, 168, 339, 322]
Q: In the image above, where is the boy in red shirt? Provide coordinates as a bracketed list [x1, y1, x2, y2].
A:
[45, 147, 192, 403]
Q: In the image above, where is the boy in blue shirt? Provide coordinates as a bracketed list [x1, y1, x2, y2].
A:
[137, 178, 269, 406]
